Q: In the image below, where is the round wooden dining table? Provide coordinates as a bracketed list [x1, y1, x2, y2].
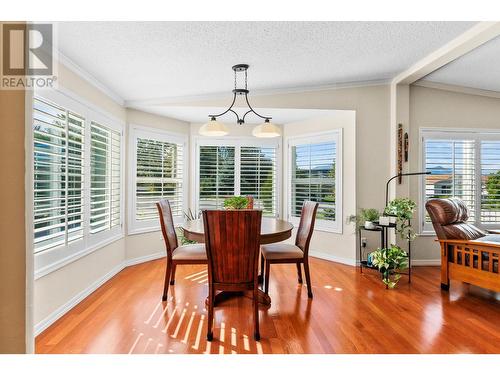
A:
[182, 217, 294, 307]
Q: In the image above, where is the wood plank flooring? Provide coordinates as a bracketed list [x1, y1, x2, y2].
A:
[35, 257, 500, 354]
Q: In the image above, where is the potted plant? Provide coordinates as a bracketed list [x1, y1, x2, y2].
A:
[223, 196, 250, 210]
[371, 244, 409, 288]
[383, 198, 417, 240]
[176, 208, 200, 245]
[347, 208, 380, 229]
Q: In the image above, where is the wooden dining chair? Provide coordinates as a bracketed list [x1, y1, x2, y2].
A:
[262, 201, 319, 298]
[157, 199, 207, 301]
[203, 209, 262, 341]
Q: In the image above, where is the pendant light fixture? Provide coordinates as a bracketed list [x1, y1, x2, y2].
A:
[200, 64, 280, 138]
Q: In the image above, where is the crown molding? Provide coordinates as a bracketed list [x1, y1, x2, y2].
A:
[414, 80, 500, 99]
[57, 52, 125, 106]
[124, 78, 391, 108]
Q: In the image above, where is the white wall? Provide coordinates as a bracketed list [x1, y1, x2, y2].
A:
[407, 84, 500, 262]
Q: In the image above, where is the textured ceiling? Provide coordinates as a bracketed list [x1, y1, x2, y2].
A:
[56, 21, 476, 101]
[422, 35, 500, 93]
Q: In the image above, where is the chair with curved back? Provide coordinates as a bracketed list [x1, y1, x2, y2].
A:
[156, 199, 207, 301]
[261, 201, 319, 298]
[426, 197, 500, 292]
[203, 209, 262, 341]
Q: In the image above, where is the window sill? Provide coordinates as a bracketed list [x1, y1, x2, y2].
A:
[34, 232, 124, 280]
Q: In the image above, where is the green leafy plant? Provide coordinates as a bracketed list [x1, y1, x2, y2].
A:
[384, 198, 417, 240]
[223, 196, 249, 210]
[347, 208, 381, 228]
[371, 244, 408, 288]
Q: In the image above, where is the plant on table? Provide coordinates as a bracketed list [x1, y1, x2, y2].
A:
[383, 198, 417, 241]
[371, 244, 409, 289]
[176, 209, 200, 245]
[223, 196, 249, 210]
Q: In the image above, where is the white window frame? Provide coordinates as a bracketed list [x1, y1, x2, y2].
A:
[285, 129, 343, 234]
[192, 136, 282, 217]
[420, 127, 500, 234]
[31, 88, 125, 279]
[128, 124, 188, 235]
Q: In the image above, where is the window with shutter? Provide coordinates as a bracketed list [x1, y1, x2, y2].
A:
[199, 145, 235, 210]
[129, 127, 187, 234]
[288, 131, 341, 232]
[240, 146, 277, 216]
[90, 122, 121, 233]
[196, 140, 280, 216]
[481, 140, 500, 224]
[33, 97, 85, 253]
[421, 130, 500, 232]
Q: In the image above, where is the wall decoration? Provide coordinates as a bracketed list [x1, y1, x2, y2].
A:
[397, 124, 403, 183]
[404, 132, 409, 162]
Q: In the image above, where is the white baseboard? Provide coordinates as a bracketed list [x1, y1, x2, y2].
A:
[35, 252, 166, 337]
[124, 251, 165, 267]
[411, 259, 441, 266]
[309, 250, 357, 266]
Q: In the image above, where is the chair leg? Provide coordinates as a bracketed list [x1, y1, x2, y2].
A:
[303, 259, 313, 298]
[264, 261, 271, 295]
[207, 285, 214, 341]
[253, 286, 260, 341]
[296, 262, 303, 283]
[170, 264, 177, 285]
[162, 259, 172, 301]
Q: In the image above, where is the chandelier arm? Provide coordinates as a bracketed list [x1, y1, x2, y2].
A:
[208, 92, 237, 118]
[244, 93, 271, 120]
[241, 109, 253, 123]
[228, 109, 242, 124]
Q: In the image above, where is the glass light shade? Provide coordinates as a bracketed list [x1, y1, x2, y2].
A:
[252, 120, 281, 138]
[199, 118, 229, 136]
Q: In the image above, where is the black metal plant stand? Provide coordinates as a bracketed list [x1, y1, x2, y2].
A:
[358, 220, 412, 284]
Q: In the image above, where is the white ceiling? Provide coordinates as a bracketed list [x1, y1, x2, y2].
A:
[422, 35, 500, 93]
[56, 22, 476, 102]
[132, 105, 337, 124]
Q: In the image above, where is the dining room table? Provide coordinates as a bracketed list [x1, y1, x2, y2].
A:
[182, 217, 294, 307]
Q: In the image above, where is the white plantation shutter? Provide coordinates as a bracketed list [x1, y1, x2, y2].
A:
[198, 145, 235, 210]
[240, 146, 277, 216]
[481, 140, 500, 224]
[423, 139, 476, 226]
[136, 138, 184, 221]
[90, 122, 121, 233]
[290, 139, 338, 227]
[33, 97, 85, 253]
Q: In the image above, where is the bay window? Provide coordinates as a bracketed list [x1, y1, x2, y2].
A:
[32, 91, 124, 277]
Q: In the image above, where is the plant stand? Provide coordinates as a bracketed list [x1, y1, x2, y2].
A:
[358, 221, 412, 285]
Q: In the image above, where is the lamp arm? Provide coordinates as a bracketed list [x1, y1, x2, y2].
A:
[385, 172, 431, 207]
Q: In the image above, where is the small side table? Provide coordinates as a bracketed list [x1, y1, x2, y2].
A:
[358, 222, 411, 283]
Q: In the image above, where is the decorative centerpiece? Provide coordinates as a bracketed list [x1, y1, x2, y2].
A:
[223, 196, 250, 210]
[371, 244, 409, 289]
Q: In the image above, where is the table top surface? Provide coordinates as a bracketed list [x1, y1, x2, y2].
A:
[182, 217, 294, 236]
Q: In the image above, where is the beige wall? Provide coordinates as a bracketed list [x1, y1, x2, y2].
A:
[407, 85, 500, 261]
[0, 86, 27, 353]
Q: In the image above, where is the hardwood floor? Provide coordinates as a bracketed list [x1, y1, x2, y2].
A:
[35, 257, 500, 354]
